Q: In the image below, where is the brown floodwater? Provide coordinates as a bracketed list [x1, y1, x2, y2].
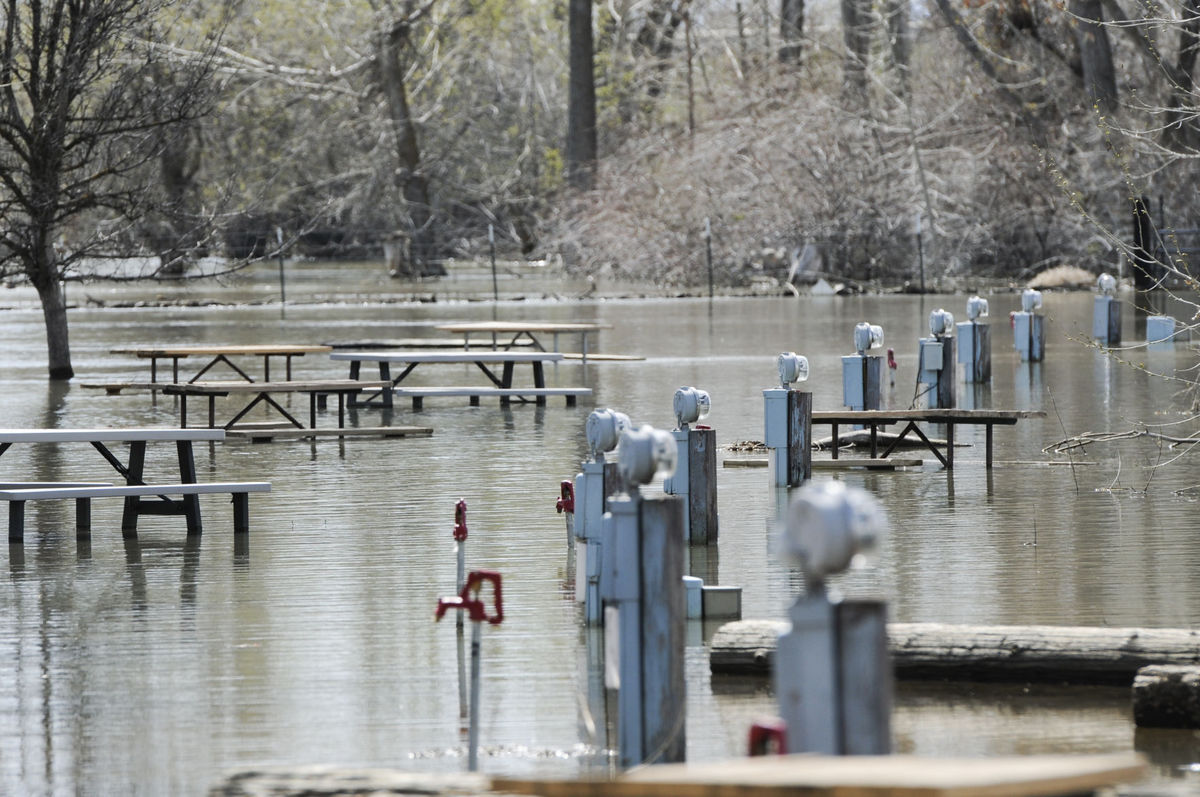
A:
[0, 260, 1197, 794]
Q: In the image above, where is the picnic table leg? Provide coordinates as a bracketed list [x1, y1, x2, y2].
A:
[207, 396, 216, 428]
[337, 392, 346, 428]
[946, 423, 955, 469]
[831, 423, 840, 460]
[9, 500, 25, 543]
[310, 393, 318, 429]
[870, 424, 878, 458]
[533, 362, 546, 389]
[501, 361, 515, 388]
[986, 424, 994, 468]
[172, 357, 180, 383]
[379, 362, 393, 409]
[232, 493, 250, 534]
[121, 441, 148, 534]
[75, 498, 91, 537]
[286, 355, 294, 381]
[177, 440, 202, 535]
[179, 394, 188, 428]
[264, 355, 271, 382]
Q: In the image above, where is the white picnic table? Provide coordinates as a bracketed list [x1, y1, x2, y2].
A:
[331, 350, 566, 409]
[0, 428, 226, 535]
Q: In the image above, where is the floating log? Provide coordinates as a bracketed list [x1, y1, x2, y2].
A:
[710, 620, 1200, 685]
[1132, 665, 1200, 728]
[211, 753, 1147, 797]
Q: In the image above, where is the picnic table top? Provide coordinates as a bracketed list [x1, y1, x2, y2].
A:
[161, 380, 392, 395]
[0, 427, 226, 443]
[811, 409, 1046, 423]
[433, 321, 611, 334]
[330, 350, 565, 363]
[111, 344, 332, 358]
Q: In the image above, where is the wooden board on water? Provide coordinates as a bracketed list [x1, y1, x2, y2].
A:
[492, 752, 1146, 797]
[225, 426, 432, 441]
[710, 620, 1200, 684]
[723, 458, 923, 470]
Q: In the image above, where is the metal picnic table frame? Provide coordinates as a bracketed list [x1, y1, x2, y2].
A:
[433, 322, 610, 363]
[111, 344, 333, 384]
[161, 380, 392, 429]
[811, 409, 1045, 469]
[331, 350, 565, 409]
[0, 428, 225, 530]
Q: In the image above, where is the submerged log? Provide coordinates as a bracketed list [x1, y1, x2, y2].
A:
[710, 620, 1200, 685]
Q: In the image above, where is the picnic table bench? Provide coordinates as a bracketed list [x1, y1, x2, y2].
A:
[161, 380, 392, 429]
[331, 350, 589, 409]
[812, 409, 1045, 469]
[2, 482, 271, 543]
[104, 344, 333, 386]
[0, 428, 267, 544]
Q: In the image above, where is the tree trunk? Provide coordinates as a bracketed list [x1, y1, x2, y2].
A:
[884, 0, 910, 93]
[841, 0, 871, 104]
[1166, 0, 1200, 149]
[31, 244, 73, 380]
[566, 0, 597, 190]
[778, 0, 804, 64]
[1070, 0, 1117, 114]
[379, 19, 442, 277]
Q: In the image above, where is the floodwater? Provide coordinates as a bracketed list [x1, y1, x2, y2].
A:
[1, 261, 1199, 795]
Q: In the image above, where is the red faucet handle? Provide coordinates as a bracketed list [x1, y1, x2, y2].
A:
[464, 569, 504, 625]
[453, 498, 468, 542]
[748, 719, 787, 756]
[556, 480, 575, 514]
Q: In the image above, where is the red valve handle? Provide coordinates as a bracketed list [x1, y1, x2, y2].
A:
[434, 569, 504, 625]
[453, 498, 468, 542]
[556, 480, 575, 514]
[747, 719, 787, 756]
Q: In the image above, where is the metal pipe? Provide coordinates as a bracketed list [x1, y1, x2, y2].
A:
[468, 619, 482, 771]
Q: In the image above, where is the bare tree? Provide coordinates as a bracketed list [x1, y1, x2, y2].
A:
[0, 0, 221, 378]
[779, 0, 804, 64]
[1071, 0, 1117, 113]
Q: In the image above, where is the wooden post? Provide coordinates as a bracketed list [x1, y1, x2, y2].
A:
[787, 391, 812, 485]
[687, 427, 718, 545]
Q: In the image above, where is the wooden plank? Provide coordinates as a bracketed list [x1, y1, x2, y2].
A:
[491, 752, 1146, 797]
[79, 381, 164, 394]
[224, 426, 433, 441]
[710, 620, 1200, 684]
[393, 386, 591, 397]
[112, 344, 332, 357]
[330, 351, 564, 364]
[435, 321, 611, 333]
[0, 482, 270, 500]
[162, 380, 391, 394]
[812, 409, 1045, 423]
[0, 428, 225, 443]
[560, 352, 645, 361]
[723, 458, 923, 470]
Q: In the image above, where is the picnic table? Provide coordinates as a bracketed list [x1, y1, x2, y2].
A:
[433, 321, 610, 362]
[331, 350, 576, 409]
[812, 409, 1045, 469]
[0, 427, 225, 536]
[162, 380, 392, 429]
[109, 344, 333, 384]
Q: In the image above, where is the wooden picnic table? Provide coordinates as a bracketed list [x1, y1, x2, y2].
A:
[162, 380, 392, 429]
[110, 344, 333, 384]
[433, 321, 610, 361]
[0, 427, 225, 532]
[812, 409, 1045, 469]
[331, 350, 565, 409]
